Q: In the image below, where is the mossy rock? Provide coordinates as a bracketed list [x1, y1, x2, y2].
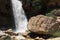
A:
[0, 36, 11, 40]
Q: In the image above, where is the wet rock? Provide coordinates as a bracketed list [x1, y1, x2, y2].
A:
[5, 29, 18, 36]
[28, 15, 60, 35]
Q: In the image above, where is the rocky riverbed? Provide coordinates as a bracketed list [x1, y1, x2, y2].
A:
[0, 29, 60, 40]
[0, 15, 60, 40]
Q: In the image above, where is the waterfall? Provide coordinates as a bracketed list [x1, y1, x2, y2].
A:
[11, 0, 28, 33]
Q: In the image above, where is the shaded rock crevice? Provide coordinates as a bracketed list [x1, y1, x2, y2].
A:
[0, 0, 15, 30]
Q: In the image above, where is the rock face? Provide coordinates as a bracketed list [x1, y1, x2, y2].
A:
[21, 0, 49, 20]
[21, 0, 60, 20]
[28, 15, 60, 35]
[0, 0, 15, 30]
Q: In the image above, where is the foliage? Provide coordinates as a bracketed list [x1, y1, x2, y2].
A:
[30, 0, 49, 11]
[45, 9, 58, 18]
[4, 36, 11, 40]
[53, 28, 60, 36]
[31, 0, 42, 11]
[46, 9, 60, 36]
[46, 13, 56, 18]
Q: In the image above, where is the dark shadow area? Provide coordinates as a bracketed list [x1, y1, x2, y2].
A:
[28, 32, 52, 39]
[22, 0, 60, 21]
[0, 0, 15, 30]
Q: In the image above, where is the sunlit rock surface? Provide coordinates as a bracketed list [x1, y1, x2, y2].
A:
[28, 15, 60, 35]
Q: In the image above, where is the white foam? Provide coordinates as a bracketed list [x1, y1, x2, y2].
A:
[11, 0, 28, 33]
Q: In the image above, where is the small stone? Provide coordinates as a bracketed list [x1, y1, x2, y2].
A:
[39, 38, 45, 40]
[5, 29, 18, 36]
[35, 37, 39, 40]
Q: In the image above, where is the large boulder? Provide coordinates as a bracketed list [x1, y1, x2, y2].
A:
[28, 15, 60, 35]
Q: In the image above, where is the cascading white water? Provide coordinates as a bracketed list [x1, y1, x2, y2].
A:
[11, 0, 28, 33]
